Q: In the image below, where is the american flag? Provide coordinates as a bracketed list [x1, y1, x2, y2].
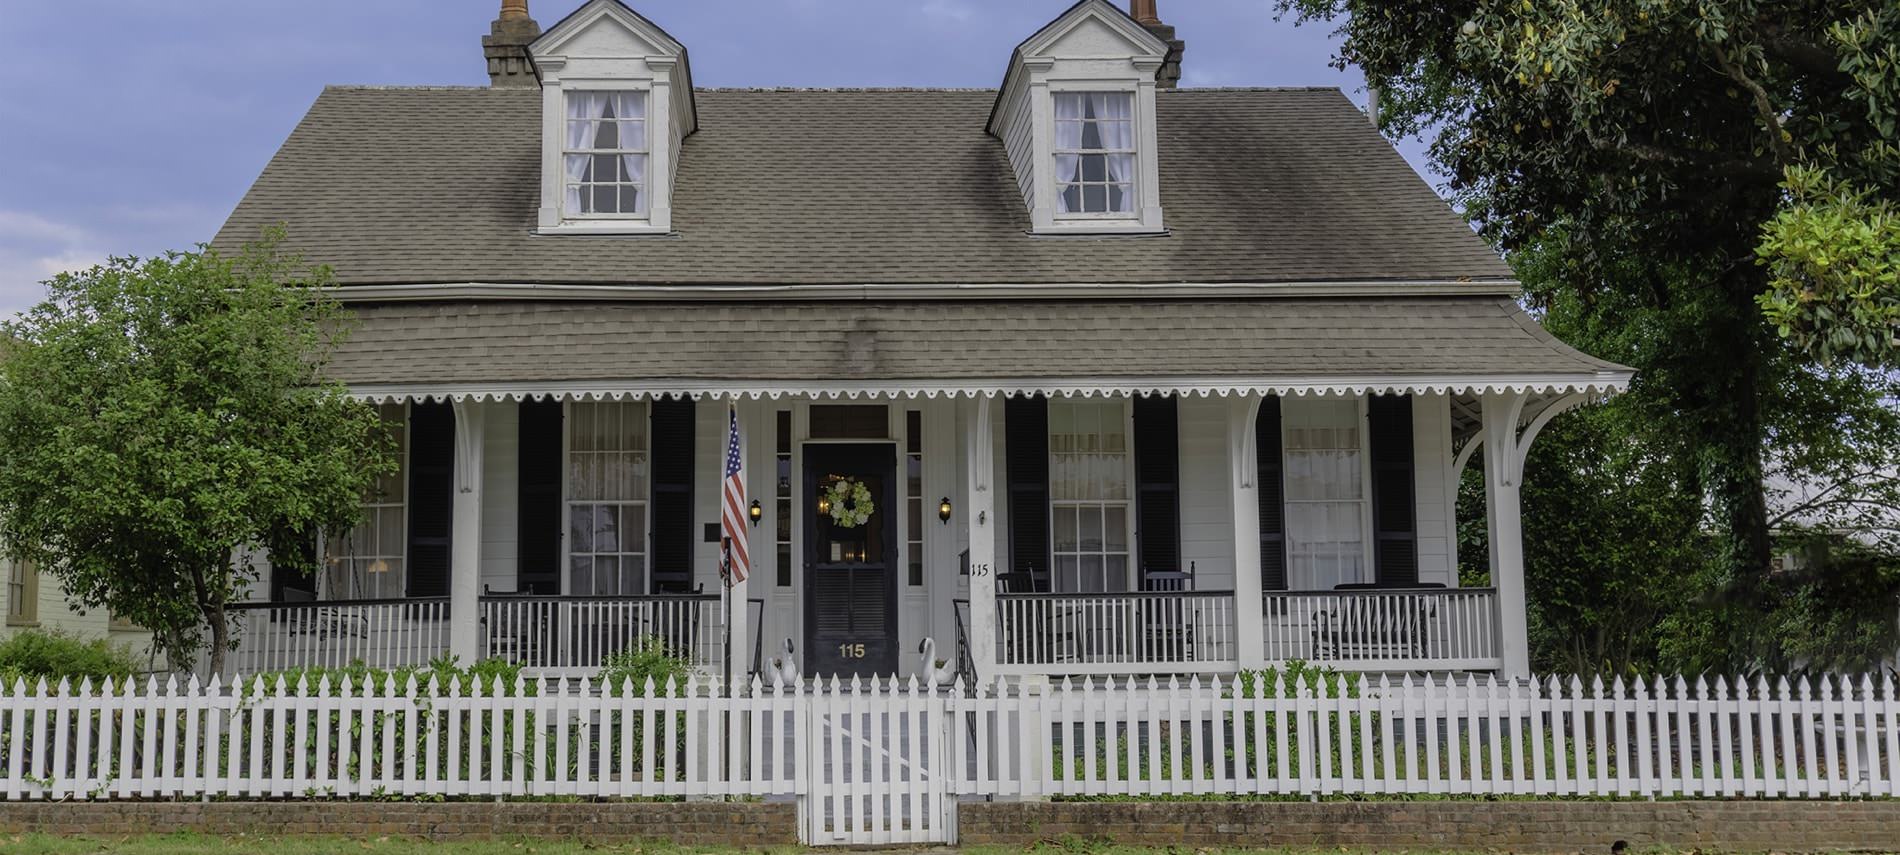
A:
[719, 405, 750, 586]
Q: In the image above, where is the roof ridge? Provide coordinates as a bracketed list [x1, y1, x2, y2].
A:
[316, 83, 1348, 95]
[325, 85, 498, 92]
[694, 86, 998, 93]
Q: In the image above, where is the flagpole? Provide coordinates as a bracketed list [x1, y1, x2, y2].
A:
[721, 537, 733, 698]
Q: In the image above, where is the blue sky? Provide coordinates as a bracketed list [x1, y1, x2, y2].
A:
[0, 0, 1427, 317]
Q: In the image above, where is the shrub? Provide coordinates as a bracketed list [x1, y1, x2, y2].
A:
[0, 629, 142, 687]
[598, 635, 694, 696]
[245, 655, 528, 695]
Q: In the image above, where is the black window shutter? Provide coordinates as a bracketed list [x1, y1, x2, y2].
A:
[1369, 394, 1419, 587]
[1004, 396, 1050, 587]
[515, 399, 563, 595]
[649, 398, 696, 594]
[406, 401, 455, 598]
[1255, 396, 1287, 591]
[1132, 395, 1180, 581]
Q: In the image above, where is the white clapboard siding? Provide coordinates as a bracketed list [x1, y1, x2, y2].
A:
[2, 671, 1897, 820]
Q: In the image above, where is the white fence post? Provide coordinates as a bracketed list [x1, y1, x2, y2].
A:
[1, 669, 1897, 827]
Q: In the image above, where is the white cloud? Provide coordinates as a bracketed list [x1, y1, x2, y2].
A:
[0, 210, 109, 319]
[920, 0, 976, 25]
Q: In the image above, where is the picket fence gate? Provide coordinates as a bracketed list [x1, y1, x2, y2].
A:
[4, 671, 1900, 845]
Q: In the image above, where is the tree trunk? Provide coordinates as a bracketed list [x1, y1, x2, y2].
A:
[204, 600, 228, 679]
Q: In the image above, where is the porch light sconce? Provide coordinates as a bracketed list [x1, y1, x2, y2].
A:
[938, 497, 953, 524]
[748, 500, 763, 527]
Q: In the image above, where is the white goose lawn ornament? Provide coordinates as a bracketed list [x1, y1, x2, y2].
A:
[765, 638, 798, 688]
[918, 637, 956, 688]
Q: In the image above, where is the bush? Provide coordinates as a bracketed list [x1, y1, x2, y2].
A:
[246, 655, 528, 695]
[598, 635, 694, 696]
[0, 629, 142, 687]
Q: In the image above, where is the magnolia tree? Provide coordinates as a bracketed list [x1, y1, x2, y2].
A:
[0, 231, 394, 674]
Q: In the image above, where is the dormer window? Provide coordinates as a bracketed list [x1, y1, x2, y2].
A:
[528, 0, 696, 235]
[988, 0, 1170, 235]
[564, 91, 649, 217]
[1054, 92, 1136, 217]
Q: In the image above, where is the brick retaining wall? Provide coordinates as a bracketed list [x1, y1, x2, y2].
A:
[0, 802, 797, 846]
[959, 800, 1900, 852]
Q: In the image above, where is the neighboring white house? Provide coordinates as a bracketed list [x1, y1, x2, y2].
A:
[207, 0, 1632, 682]
[1, 557, 157, 656]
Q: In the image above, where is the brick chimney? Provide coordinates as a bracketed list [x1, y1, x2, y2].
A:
[1131, 0, 1185, 88]
[483, 0, 542, 89]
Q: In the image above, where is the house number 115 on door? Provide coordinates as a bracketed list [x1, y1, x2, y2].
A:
[838, 643, 867, 659]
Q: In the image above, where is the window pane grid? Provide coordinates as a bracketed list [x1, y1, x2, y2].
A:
[323, 404, 408, 600]
[563, 91, 650, 217]
[775, 409, 793, 589]
[568, 401, 650, 596]
[1048, 399, 1132, 593]
[906, 410, 924, 587]
[1053, 92, 1136, 216]
[1283, 398, 1368, 590]
[6, 560, 33, 624]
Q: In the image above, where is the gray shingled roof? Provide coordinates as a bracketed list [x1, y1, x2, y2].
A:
[325, 297, 1622, 395]
[214, 86, 1513, 288]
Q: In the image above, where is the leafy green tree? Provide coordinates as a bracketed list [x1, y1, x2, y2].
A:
[1277, 0, 1900, 665]
[0, 232, 394, 674]
[1457, 229, 1900, 673]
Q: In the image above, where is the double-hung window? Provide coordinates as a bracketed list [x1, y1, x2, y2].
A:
[1053, 92, 1136, 217]
[564, 91, 649, 218]
[567, 401, 650, 596]
[1049, 399, 1133, 593]
[5, 559, 36, 626]
[1282, 397, 1369, 590]
[323, 404, 408, 600]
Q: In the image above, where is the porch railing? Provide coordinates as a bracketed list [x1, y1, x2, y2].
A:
[1262, 587, 1500, 671]
[995, 590, 1238, 674]
[479, 594, 722, 674]
[226, 598, 452, 677]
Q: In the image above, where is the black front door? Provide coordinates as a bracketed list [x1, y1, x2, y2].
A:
[804, 443, 899, 677]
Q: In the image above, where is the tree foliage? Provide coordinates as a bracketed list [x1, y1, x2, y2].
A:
[0, 231, 394, 674]
[1457, 229, 1900, 674]
[1278, 0, 1900, 668]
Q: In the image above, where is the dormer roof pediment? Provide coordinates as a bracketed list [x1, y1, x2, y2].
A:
[1019, 0, 1171, 61]
[531, 0, 685, 60]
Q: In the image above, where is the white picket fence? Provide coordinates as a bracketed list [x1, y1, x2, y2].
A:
[3, 672, 1899, 843]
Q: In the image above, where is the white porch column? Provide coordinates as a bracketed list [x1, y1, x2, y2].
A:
[725, 398, 752, 690]
[1228, 393, 1268, 670]
[1479, 391, 1531, 680]
[964, 395, 998, 682]
[449, 399, 487, 665]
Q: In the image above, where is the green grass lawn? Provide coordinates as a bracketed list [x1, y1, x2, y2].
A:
[0, 835, 1691, 855]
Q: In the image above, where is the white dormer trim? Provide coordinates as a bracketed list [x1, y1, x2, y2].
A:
[529, 0, 695, 236]
[991, 0, 1170, 235]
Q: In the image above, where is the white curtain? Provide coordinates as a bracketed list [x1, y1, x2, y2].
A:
[1282, 398, 1368, 590]
[564, 92, 604, 213]
[1053, 94, 1086, 214]
[611, 92, 648, 213]
[1048, 400, 1128, 501]
[564, 92, 647, 214]
[1090, 93, 1135, 213]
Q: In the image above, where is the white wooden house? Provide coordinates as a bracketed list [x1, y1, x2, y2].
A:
[211, 0, 1631, 683]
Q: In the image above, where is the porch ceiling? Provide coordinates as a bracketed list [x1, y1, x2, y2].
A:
[326, 297, 1633, 402]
